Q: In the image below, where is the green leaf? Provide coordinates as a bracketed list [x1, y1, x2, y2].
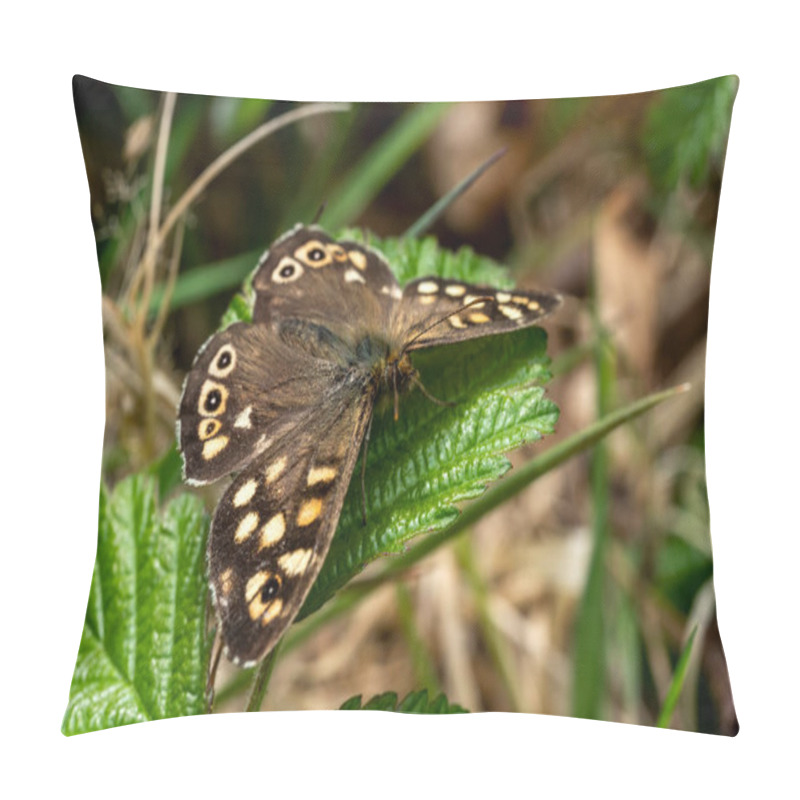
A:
[643, 76, 738, 195]
[62, 475, 212, 735]
[300, 325, 556, 618]
[341, 689, 468, 714]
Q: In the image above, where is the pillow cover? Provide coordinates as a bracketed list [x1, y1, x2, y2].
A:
[64, 74, 738, 735]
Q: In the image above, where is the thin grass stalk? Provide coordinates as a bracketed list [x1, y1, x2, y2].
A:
[245, 640, 282, 712]
[455, 535, 521, 711]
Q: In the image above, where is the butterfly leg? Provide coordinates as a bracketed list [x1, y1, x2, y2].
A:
[412, 372, 456, 410]
[359, 404, 375, 526]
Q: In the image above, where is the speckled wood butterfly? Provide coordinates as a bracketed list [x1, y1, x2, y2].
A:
[178, 225, 561, 667]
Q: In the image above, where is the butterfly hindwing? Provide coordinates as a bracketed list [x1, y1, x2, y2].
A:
[208, 385, 374, 666]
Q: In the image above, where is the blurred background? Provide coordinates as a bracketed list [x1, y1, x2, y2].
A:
[73, 75, 737, 733]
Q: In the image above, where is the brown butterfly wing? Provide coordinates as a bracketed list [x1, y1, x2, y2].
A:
[394, 277, 562, 351]
[178, 321, 350, 485]
[208, 375, 374, 666]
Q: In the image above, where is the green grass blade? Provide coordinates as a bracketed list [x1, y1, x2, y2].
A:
[572, 329, 616, 720]
[396, 583, 441, 695]
[657, 626, 699, 728]
[149, 248, 262, 313]
[404, 147, 506, 239]
[323, 103, 450, 230]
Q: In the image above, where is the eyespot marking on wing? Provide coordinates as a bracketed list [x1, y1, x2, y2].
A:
[272, 257, 304, 284]
[198, 419, 222, 440]
[198, 380, 228, 417]
[209, 344, 236, 378]
[295, 240, 331, 268]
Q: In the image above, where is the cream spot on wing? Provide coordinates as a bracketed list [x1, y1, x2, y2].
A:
[464, 294, 487, 308]
[496, 291, 512, 303]
[233, 479, 258, 507]
[308, 465, 337, 486]
[259, 513, 286, 549]
[245, 572, 268, 602]
[297, 497, 323, 526]
[202, 435, 229, 460]
[419, 295, 437, 305]
[391, 285, 402, 300]
[219, 568, 233, 596]
[528, 300, 541, 311]
[234, 405, 253, 429]
[345, 268, 366, 284]
[513, 295, 528, 304]
[445, 284, 466, 297]
[234, 510, 260, 543]
[449, 316, 467, 329]
[499, 304, 523, 320]
[348, 250, 368, 270]
[468, 312, 491, 324]
[260, 598, 283, 626]
[247, 596, 266, 620]
[417, 280, 439, 294]
[279, 548, 314, 577]
[265, 455, 288, 484]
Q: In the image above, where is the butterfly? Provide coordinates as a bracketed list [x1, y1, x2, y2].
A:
[178, 224, 561, 667]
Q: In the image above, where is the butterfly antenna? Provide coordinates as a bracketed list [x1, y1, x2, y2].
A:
[311, 202, 327, 225]
[401, 295, 494, 354]
[412, 373, 455, 409]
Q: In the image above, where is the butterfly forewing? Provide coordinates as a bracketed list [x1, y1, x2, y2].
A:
[395, 277, 562, 351]
[178, 322, 348, 485]
[209, 386, 373, 666]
